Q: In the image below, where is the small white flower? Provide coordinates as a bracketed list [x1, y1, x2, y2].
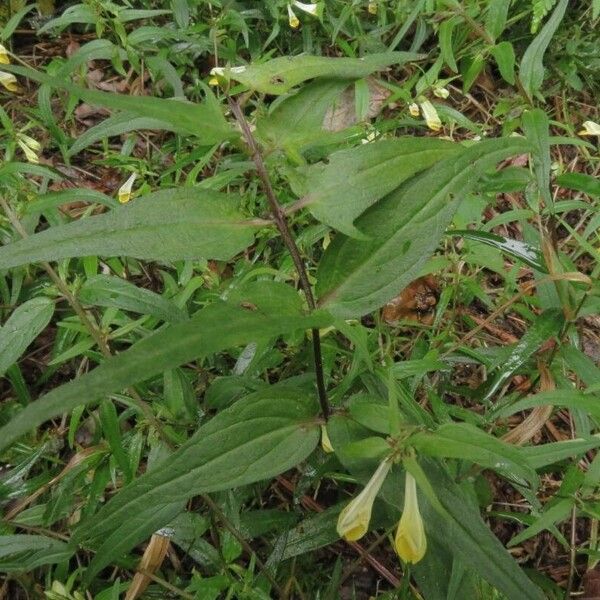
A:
[419, 100, 442, 132]
[579, 120, 600, 137]
[368, 2, 378, 14]
[118, 172, 137, 204]
[408, 102, 420, 117]
[287, 4, 300, 28]
[0, 71, 18, 92]
[293, 1, 319, 16]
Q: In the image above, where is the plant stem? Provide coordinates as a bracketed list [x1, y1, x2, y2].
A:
[227, 96, 330, 418]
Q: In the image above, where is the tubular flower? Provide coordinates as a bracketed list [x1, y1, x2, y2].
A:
[579, 120, 600, 136]
[17, 134, 41, 164]
[408, 102, 420, 117]
[287, 5, 300, 28]
[118, 172, 137, 204]
[419, 100, 441, 132]
[337, 459, 391, 542]
[0, 43, 9, 64]
[293, 1, 319, 16]
[433, 86, 449, 99]
[394, 472, 427, 564]
[320, 424, 334, 453]
[0, 71, 18, 92]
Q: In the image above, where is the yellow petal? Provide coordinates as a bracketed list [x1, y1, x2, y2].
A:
[288, 5, 300, 28]
[420, 100, 442, 132]
[118, 172, 137, 204]
[408, 102, 420, 117]
[293, 1, 318, 16]
[337, 459, 391, 542]
[394, 472, 427, 564]
[368, 2, 378, 14]
[0, 43, 9, 64]
[208, 77, 220, 86]
[17, 140, 39, 164]
[19, 134, 41, 152]
[433, 87, 449, 99]
[0, 71, 18, 92]
[321, 424, 334, 453]
[578, 120, 600, 136]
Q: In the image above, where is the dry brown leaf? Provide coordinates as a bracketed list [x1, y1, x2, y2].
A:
[322, 77, 390, 132]
[381, 275, 439, 325]
[125, 533, 171, 600]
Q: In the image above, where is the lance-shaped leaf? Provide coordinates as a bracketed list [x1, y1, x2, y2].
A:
[213, 52, 421, 95]
[68, 112, 173, 156]
[316, 137, 532, 317]
[304, 137, 460, 236]
[0, 297, 54, 378]
[410, 422, 537, 487]
[0, 535, 74, 571]
[76, 389, 320, 583]
[0, 188, 258, 269]
[79, 275, 187, 323]
[0, 282, 332, 452]
[1, 63, 234, 141]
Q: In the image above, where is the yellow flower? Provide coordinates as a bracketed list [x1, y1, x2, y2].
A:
[408, 102, 420, 117]
[17, 134, 41, 164]
[287, 4, 300, 28]
[118, 172, 137, 204]
[293, 1, 319, 16]
[433, 87, 449, 99]
[0, 71, 18, 92]
[321, 424, 334, 453]
[368, 2, 378, 14]
[394, 472, 427, 564]
[0, 43, 9, 64]
[419, 100, 442, 132]
[578, 120, 600, 136]
[337, 459, 391, 542]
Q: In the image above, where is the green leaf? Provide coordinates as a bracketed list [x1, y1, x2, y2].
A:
[24, 189, 118, 214]
[410, 423, 537, 486]
[79, 275, 187, 323]
[257, 79, 352, 151]
[491, 42, 516, 85]
[1, 64, 234, 142]
[0, 282, 332, 452]
[522, 438, 600, 469]
[493, 389, 600, 421]
[0, 535, 73, 571]
[485, 0, 511, 41]
[68, 112, 173, 156]
[419, 459, 545, 600]
[214, 52, 421, 95]
[304, 137, 460, 236]
[0, 188, 258, 269]
[439, 18, 458, 72]
[316, 137, 531, 317]
[0, 298, 54, 378]
[523, 108, 552, 207]
[507, 498, 572, 547]
[449, 230, 547, 271]
[556, 172, 600, 197]
[519, 0, 568, 101]
[76, 389, 320, 582]
[482, 309, 564, 403]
